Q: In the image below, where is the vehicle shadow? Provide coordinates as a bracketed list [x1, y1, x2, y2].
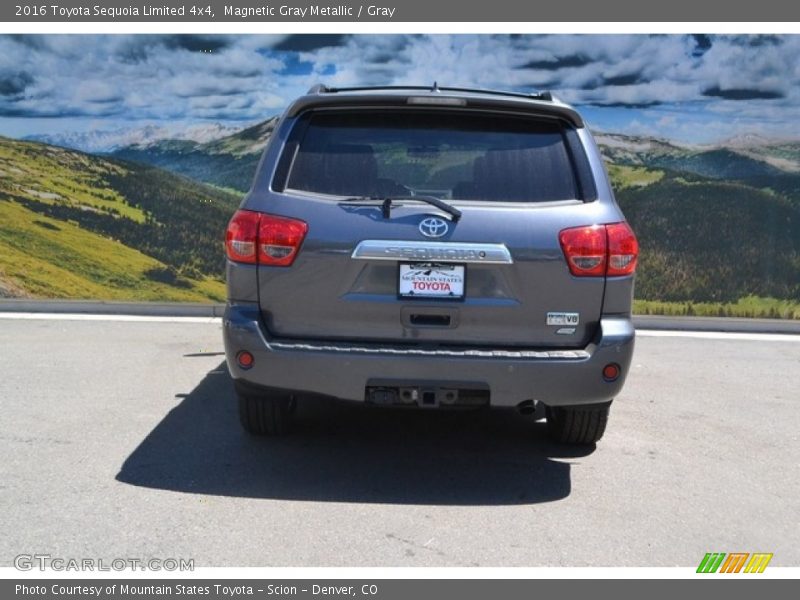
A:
[116, 362, 593, 505]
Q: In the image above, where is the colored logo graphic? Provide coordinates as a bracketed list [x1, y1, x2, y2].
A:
[697, 552, 773, 573]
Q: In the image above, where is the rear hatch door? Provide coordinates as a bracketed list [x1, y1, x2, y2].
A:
[256, 109, 605, 348]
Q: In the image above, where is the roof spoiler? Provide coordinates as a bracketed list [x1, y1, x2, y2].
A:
[292, 83, 581, 126]
[306, 82, 555, 102]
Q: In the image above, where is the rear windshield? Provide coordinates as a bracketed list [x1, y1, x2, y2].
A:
[283, 111, 580, 202]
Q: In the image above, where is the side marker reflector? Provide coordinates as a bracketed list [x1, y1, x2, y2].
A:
[237, 351, 254, 369]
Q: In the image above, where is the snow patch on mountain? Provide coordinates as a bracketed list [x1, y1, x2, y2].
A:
[25, 122, 245, 153]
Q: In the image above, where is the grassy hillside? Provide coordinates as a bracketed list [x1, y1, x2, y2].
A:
[601, 134, 800, 317]
[634, 296, 800, 320]
[112, 117, 277, 193]
[113, 145, 261, 194]
[600, 133, 800, 202]
[0, 137, 240, 301]
[616, 174, 800, 303]
[646, 148, 786, 180]
[606, 164, 664, 189]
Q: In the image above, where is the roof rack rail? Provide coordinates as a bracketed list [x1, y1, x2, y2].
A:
[306, 83, 554, 102]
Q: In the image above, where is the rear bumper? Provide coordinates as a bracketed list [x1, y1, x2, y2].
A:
[222, 302, 635, 407]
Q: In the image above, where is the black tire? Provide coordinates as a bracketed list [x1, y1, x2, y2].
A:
[545, 402, 611, 445]
[236, 384, 293, 436]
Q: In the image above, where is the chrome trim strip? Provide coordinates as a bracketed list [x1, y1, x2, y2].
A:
[351, 240, 513, 264]
[269, 341, 588, 360]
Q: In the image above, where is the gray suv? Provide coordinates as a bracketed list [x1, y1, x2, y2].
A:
[223, 84, 638, 444]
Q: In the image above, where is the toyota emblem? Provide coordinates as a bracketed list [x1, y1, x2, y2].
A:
[418, 217, 449, 238]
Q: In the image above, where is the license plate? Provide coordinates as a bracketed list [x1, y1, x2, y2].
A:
[399, 262, 465, 299]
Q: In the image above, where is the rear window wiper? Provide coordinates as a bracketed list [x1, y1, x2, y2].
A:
[385, 195, 462, 222]
[339, 195, 462, 222]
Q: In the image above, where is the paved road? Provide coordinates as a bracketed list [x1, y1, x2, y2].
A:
[1, 317, 798, 567]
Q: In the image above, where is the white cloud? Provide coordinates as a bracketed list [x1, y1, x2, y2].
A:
[0, 34, 798, 143]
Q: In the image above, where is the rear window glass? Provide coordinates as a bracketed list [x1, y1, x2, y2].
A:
[284, 111, 579, 202]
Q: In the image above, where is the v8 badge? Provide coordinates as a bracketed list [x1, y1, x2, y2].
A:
[546, 312, 580, 326]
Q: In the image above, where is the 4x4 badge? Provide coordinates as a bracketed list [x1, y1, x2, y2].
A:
[419, 217, 449, 238]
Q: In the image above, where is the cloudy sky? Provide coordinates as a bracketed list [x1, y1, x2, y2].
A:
[0, 33, 798, 144]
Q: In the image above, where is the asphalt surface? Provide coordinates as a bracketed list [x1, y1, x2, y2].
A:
[1, 317, 798, 567]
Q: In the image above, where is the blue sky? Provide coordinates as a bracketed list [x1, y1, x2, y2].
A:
[0, 34, 798, 144]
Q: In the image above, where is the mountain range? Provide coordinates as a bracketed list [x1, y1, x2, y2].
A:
[111, 118, 278, 192]
[110, 123, 800, 196]
[25, 122, 244, 154]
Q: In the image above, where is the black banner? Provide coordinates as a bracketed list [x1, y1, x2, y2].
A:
[4, 579, 796, 600]
[3, 0, 800, 22]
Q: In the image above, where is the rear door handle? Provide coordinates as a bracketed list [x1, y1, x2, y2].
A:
[401, 308, 458, 329]
[409, 314, 451, 327]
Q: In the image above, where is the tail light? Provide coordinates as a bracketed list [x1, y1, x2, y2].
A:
[225, 210, 307, 267]
[257, 213, 308, 266]
[605, 222, 639, 276]
[559, 222, 638, 277]
[225, 210, 260, 264]
[558, 225, 607, 276]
